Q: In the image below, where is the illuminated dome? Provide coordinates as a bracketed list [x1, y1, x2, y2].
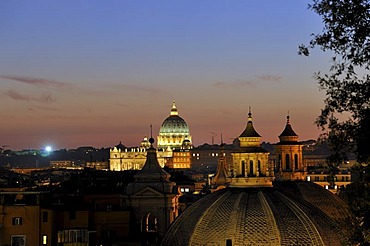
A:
[162, 182, 352, 246]
[157, 102, 192, 149]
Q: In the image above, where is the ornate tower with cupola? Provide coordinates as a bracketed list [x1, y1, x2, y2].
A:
[230, 108, 274, 187]
[275, 115, 304, 180]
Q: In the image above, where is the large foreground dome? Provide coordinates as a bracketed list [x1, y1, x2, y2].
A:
[162, 182, 352, 246]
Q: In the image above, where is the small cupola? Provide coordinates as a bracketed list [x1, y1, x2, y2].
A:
[279, 115, 299, 143]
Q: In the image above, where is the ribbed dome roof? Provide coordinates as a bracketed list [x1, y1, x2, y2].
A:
[159, 102, 190, 135]
[162, 182, 352, 246]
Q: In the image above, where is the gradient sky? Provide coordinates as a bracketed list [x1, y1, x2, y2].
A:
[0, 1, 332, 150]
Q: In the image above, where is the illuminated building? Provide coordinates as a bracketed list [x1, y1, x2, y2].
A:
[162, 112, 352, 246]
[109, 102, 192, 171]
[229, 109, 274, 187]
[0, 191, 54, 246]
[157, 101, 192, 150]
[109, 138, 166, 171]
[275, 115, 305, 181]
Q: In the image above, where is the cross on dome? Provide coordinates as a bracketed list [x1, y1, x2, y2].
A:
[170, 101, 178, 116]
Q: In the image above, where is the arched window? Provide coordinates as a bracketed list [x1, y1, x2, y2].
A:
[241, 161, 246, 177]
[285, 154, 290, 170]
[294, 154, 299, 169]
[249, 160, 254, 176]
[141, 213, 157, 233]
[277, 154, 281, 170]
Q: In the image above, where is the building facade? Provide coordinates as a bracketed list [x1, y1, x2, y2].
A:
[275, 115, 305, 181]
[110, 102, 192, 171]
[229, 109, 274, 187]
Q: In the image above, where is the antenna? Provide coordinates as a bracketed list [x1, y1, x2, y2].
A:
[209, 132, 217, 145]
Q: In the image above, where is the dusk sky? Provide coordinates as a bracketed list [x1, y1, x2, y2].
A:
[0, 1, 332, 150]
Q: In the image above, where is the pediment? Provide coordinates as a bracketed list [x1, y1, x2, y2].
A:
[132, 186, 164, 197]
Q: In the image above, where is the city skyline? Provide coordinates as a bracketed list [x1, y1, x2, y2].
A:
[1, 1, 330, 150]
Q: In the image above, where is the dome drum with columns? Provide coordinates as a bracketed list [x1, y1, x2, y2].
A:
[229, 109, 274, 187]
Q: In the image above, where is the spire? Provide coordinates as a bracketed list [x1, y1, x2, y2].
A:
[279, 114, 298, 140]
[149, 124, 154, 146]
[134, 128, 171, 182]
[212, 140, 228, 187]
[239, 107, 261, 138]
[248, 106, 252, 122]
[170, 101, 178, 116]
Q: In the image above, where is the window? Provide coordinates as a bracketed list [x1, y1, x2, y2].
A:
[42, 211, 48, 222]
[58, 230, 88, 243]
[294, 154, 299, 169]
[249, 160, 254, 176]
[42, 235, 47, 245]
[11, 235, 26, 246]
[12, 217, 22, 226]
[285, 154, 290, 170]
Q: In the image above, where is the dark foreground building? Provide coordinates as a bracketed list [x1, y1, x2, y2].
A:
[162, 181, 352, 245]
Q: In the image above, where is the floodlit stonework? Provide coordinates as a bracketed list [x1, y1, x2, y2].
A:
[109, 102, 192, 171]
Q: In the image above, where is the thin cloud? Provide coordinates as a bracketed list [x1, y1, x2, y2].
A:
[213, 80, 256, 88]
[5, 90, 55, 103]
[32, 106, 62, 112]
[256, 75, 283, 82]
[105, 83, 162, 94]
[0, 75, 73, 89]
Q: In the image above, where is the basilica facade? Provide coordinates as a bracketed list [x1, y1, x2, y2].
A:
[109, 102, 192, 171]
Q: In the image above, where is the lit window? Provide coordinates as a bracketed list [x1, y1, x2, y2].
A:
[42, 235, 47, 245]
[185, 188, 190, 193]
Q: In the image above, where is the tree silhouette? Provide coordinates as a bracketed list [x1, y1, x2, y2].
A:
[300, 1, 370, 243]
